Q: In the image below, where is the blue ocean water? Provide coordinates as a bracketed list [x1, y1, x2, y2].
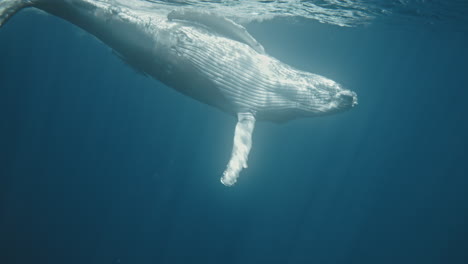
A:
[1, 1, 467, 264]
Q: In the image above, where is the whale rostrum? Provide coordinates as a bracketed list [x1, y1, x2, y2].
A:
[1, 0, 357, 186]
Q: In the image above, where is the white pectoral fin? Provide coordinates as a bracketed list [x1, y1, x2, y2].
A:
[221, 112, 256, 186]
[167, 9, 265, 54]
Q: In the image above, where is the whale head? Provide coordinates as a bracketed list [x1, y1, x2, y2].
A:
[257, 56, 357, 122]
[310, 78, 358, 113]
[288, 71, 358, 118]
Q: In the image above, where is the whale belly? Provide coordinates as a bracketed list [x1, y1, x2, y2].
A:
[34, 0, 303, 119]
[170, 25, 297, 117]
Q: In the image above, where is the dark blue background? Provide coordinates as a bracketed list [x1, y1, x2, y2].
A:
[1, 8, 467, 264]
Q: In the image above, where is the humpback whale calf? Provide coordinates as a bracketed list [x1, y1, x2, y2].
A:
[0, 0, 357, 186]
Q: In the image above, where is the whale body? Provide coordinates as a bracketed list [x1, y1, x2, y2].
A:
[0, 0, 357, 186]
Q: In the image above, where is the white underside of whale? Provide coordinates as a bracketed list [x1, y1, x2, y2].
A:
[0, 0, 357, 186]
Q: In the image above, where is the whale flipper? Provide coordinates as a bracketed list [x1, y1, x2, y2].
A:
[168, 9, 265, 54]
[221, 112, 256, 186]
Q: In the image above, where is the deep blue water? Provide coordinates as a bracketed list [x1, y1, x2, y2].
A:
[1, 6, 468, 264]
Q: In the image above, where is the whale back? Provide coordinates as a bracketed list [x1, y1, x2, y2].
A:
[167, 9, 265, 54]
